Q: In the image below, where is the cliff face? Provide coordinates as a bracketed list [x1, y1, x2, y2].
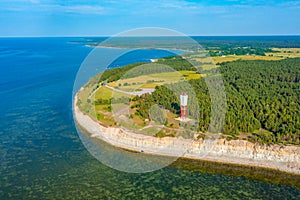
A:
[191, 139, 300, 173]
[74, 96, 300, 174]
[205, 139, 299, 164]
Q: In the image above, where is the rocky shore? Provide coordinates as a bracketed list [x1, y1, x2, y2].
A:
[74, 94, 300, 174]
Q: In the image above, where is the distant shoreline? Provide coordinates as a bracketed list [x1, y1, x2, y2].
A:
[74, 93, 300, 175]
[85, 44, 127, 49]
[84, 44, 191, 53]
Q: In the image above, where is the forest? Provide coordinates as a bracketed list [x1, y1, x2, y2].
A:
[98, 56, 196, 83]
[192, 36, 300, 48]
[208, 47, 276, 56]
[90, 55, 300, 145]
[131, 58, 300, 145]
[83, 36, 300, 50]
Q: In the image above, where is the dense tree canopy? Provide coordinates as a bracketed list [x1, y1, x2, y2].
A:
[220, 58, 299, 144]
[98, 56, 196, 83]
[133, 58, 300, 145]
[208, 47, 275, 56]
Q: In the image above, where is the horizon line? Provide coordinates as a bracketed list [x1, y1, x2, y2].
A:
[1, 34, 300, 38]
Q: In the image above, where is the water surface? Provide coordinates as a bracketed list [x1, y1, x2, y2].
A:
[0, 37, 299, 199]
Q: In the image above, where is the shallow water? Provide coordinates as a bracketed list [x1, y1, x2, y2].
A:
[0, 37, 299, 199]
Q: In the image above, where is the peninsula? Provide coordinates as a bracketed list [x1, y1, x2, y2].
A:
[74, 52, 300, 174]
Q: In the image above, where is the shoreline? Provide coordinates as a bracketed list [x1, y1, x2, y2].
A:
[84, 44, 192, 53]
[74, 93, 300, 175]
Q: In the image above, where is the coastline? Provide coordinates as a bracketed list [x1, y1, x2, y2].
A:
[74, 93, 300, 175]
[84, 44, 192, 53]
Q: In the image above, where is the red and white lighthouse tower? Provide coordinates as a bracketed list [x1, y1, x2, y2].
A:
[180, 92, 188, 120]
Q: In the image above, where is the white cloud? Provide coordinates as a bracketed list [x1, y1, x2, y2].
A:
[279, 1, 300, 8]
[58, 5, 106, 15]
[0, 2, 108, 15]
[29, 0, 40, 3]
[1, 0, 298, 16]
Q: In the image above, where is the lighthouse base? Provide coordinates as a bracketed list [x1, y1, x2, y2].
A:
[175, 117, 192, 122]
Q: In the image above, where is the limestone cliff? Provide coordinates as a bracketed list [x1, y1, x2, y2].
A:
[74, 96, 300, 174]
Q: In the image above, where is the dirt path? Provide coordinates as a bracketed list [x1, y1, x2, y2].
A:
[105, 85, 154, 96]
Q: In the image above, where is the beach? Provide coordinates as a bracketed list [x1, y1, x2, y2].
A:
[74, 93, 300, 175]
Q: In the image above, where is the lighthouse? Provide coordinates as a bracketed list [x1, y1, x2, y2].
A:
[180, 92, 188, 120]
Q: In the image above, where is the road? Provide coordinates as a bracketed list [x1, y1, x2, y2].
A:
[105, 85, 155, 96]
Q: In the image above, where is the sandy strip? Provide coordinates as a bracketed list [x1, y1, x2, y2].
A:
[74, 93, 300, 174]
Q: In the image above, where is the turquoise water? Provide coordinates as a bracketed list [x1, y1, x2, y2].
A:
[0, 37, 299, 199]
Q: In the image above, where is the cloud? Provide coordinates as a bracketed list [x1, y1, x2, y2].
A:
[29, 0, 40, 3]
[127, 0, 248, 16]
[0, 2, 108, 15]
[279, 1, 300, 8]
[159, 1, 198, 10]
[1, 0, 298, 17]
[57, 5, 106, 15]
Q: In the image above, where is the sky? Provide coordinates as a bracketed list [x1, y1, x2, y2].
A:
[0, 0, 299, 36]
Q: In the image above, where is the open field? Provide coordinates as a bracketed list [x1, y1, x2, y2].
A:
[191, 54, 281, 66]
[108, 70, 202, 90]
[92, 86, 185, 135]
[94, 86, 113, 100]
[211, 55, 282, 64]
[94, 86, 131, 100]
[208, 48, 300, 64]
[266, 48, 300, 58]
[178, 70, 203, 79]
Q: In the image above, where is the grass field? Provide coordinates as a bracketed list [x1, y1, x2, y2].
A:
[94, 86, 131, 100]
[94, 86, 113, 100]
[108, 70, 202, 90]
[208, 48, 300, 64]
[211, 55, 282, 64]
[266, 48, 300, 58]
[193, 56, 214, 63]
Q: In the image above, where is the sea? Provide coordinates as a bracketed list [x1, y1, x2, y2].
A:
[0, 37, 299, 199]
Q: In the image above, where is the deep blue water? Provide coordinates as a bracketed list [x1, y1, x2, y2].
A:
[0, 37, 299, 199]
